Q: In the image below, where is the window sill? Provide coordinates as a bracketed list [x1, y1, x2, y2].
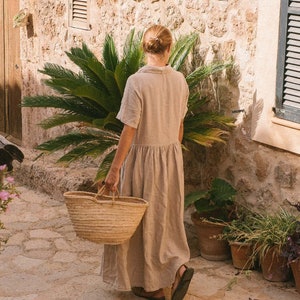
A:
[271, 117, 300, 130]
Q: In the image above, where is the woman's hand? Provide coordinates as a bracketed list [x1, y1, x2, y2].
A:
[104, 167, 120, 192]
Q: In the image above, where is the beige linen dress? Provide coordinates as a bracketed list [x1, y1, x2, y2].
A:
[102, 65, 190, 291]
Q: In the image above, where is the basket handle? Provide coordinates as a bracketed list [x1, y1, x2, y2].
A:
[96, 186, 120, 204]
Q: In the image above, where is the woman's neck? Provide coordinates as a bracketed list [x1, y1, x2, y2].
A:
[146, 54, 169, 67]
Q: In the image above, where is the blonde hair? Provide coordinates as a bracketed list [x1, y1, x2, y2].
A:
[142, 25, 172, 54]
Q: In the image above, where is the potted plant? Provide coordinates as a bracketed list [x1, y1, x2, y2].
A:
[248, 209, 298, 282]
[185, 178, 237, 261]
[285, 230, 300, 293]
[284, 201, 300, 293]
[220, 211, 258, 270]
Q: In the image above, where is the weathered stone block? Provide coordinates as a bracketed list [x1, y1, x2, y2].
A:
[253, 152, 269, 182]
[274, 161, 297, 188]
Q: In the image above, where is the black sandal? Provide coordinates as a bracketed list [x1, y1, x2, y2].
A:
[132, 287, 166, 300]
[171, 265, 194, 300]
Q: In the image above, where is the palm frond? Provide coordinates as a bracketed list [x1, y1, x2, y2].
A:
[123, 29, 144, 72]
[86, 56, 118, 95]
[39, 63, 81, 80]
[22, 95, 105, 118]
[36, 130, 119, 153]
[70, 84, 114, 112]
[39, 63, 88, 94]
[65, 55, 103, 87]
[102, 69, 122, 111]
[186, 61, 233, 90]
[95, 148, 117, 181]
[169, 33, 198, 71]
[65, 42, 96, 72]
[183, 128, 231, 147]
[57, 142, 116, 164]
[103, 34, 119, 72]
[93, 112, 123, 133]
[185, 113, 235, 129]
[123, 29, 143, 59]
[115, 30, 143, 94]
[67, 42, 95, 61]
[40, 113, 94, 129]
[36, 132, 96, 152]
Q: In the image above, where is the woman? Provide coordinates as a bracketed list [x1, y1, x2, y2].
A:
[101, 25, 193, 300]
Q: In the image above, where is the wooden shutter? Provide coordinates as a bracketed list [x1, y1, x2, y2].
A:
[69, 0, 90, 30]
[275, 0, 300, 123]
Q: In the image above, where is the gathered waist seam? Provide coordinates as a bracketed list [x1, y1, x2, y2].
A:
[131, 141, 180, 148]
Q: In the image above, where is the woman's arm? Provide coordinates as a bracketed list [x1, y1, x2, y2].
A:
[178, 120, 184, 143]
[103, 124, 136, 191]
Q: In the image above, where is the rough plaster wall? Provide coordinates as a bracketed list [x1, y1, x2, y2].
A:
[18, 0, 299, 212]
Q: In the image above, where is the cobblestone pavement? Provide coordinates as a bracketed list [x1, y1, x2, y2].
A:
[0, 185, 299, 300]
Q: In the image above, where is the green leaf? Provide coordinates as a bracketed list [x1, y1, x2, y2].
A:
[210, 178, 237, 204]
[184, 190, 208, 209]
[169, 33, 198, 71]
[92, 112, 123, 133]
[183, 129, 230, 147]
[95, 148, 116, 181]
[103, 34, 119, 71]
[186, 61, 233, 90]
[39, 113, 94, 129]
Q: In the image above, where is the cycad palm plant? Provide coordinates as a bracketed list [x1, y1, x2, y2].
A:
[22, 29, 234, 181]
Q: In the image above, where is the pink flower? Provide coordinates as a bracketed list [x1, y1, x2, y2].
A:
[0, 190, 10, 201]
[5, 176, 14, 184]
[0, 165, 6, 171]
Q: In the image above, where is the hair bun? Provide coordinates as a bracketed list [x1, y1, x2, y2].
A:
[142, 25, 172, 54]
[145, 37, 162, 53]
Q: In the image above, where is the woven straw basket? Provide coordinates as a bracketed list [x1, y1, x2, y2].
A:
[63, 189, 149, 245]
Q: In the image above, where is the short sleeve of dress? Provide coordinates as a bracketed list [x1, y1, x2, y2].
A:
[116, 76, 141, 129]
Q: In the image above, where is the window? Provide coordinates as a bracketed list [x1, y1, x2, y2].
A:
[251, 0, 300, 154]
[275, 0, 300, 124]
[68, 0, 90, 30]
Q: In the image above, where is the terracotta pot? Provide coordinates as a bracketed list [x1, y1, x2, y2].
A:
[230, 242, 255, 270]
[260, 246, 291, 282]
[290, 258, 300, 293]
[191, 212, 231, 261]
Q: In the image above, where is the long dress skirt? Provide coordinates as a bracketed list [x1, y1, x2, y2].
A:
[101, 142, 190, 291]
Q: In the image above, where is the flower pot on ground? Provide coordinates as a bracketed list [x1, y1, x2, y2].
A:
[290, 258, 300, 293]
[185, 178, 237, 261]
[221, 212, 258, 270]
[247, 209, 298, 282]
[191, 212, 230, 260]
[284, 200, 300, 292]
[229, 242, 254, 270]
[260, 245, 291, 282]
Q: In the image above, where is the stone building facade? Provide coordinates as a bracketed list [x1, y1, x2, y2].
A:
[16, 0, 299, 212]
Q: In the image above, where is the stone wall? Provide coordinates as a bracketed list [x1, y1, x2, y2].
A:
[18, 0, 299, 212]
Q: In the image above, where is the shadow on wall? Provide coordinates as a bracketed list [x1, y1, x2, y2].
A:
[26, 14, 34, 39]
[250, 91, 264, 136]
[183, 51, 241, 193]
[22, 68, 62, 148]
